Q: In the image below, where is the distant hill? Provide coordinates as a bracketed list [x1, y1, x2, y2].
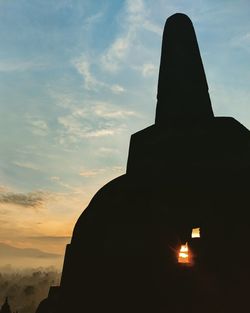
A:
[0, 242, 61, 259]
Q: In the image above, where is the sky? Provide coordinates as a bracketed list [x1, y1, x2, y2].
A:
[0, 0, 250, 269]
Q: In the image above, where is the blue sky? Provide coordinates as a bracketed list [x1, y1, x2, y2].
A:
[0, 0, 250, 267]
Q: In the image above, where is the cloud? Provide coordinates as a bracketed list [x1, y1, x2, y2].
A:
[0, 186, 8, 193]
[73, 56, 100, 90]
[50, 176, 60, 181]
[84, 11, 104, 29]
[50, 91, 77, 111]
[231, 32, 250, 51]
[13, 161, 40, 171]
[143, 20, 162, 35]
[101, 35, 131, 72]
[93, 103, 136, 118]
[110, 166, 124, 172]
[57, 115, 117, 140]
[84, 129, 116, 137]
[79, 170, 100, 177]
[26, 118, 49, 136]
[26, 236, 71, 243]
[0, 59, 46, 72]
[79, 165, 124, 178]
[101, 0, 161, 72]
[142, 63, 157, 77]
[98, 147, 119, 155]
[133, 63, 158, 77]
[0, 191, 48, 209]
[110, 84, 125, 94]
[72, 1, 157, 92]
[72, 55, 126, 93]
[57, 100, 136, 143]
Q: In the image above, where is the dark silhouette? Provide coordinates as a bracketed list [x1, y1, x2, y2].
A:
[35, 287, 59, 313]
[36, 13, 250, 313]
[0, 298, 12, 313]
[156, 13, 214, 124]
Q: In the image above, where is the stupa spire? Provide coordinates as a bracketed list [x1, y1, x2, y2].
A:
[155, 13, 214, 125]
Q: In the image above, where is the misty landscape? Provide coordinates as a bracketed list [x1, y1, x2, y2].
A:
[0, 243, 63, 269]
[0, 266, 61, 313]
[0, 243, 63, 312]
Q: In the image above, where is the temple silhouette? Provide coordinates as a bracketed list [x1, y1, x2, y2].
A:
[0, 297, 16, 313]
[36, 13, 250, 313]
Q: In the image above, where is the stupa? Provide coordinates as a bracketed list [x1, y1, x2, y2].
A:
[0, 298, 12, 313]
[36, 13, 250, 313]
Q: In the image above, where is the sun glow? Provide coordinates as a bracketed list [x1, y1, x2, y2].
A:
[178, 242, 189, 263]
